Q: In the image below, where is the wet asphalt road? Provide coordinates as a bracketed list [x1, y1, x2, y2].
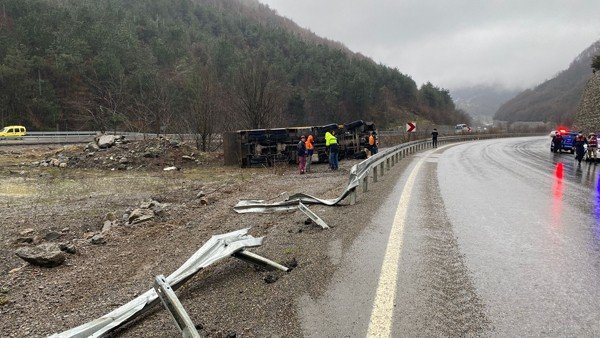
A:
[300, 136, 600, 337]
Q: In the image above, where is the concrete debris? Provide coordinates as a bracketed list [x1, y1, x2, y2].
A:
[19, 228, 34, 236]
[182, 155, 195, 161]
[90, 234, 106, 245]
[15, 243, 66, 267]
[163, 166, 179, 171]
[102, 220, 116, 233]
[59, 243, 77, 254]
[196, 191, 206, 198]
[128, 208, 155, 225]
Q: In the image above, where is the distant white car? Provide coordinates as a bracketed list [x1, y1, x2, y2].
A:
[455, 124, 469, 134]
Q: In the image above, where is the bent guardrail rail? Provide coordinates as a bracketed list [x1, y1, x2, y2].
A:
[49, 228, 287, 338]
[233, 133, 536, 213]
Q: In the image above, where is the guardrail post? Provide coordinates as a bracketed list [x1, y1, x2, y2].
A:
[380, 162, 385, 176]
[349, 188, 357, 205]
[362, 173, 369, 193]
[386, 158, 390, 170]
[373, 166, 378, 182]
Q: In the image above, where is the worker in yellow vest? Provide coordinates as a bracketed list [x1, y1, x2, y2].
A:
[325, 130, 338, 170]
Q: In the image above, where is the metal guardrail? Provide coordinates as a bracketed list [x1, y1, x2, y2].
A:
[50, 228, 288, 338]
[233, 133, 536, 213]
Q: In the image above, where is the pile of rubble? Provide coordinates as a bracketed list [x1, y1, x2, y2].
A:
[31, 134, 210, 170]
[13, 199, 168, 268]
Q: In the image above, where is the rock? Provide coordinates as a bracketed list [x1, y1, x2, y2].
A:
[44, 231, 62, 241]
[59, 162, 67, 168]
[19, 228, 34, 236]
[97, 135, 118, 149]
[85, 142, 100, 152]
[264, 274, 278, 284]
[31, 161, 40, 166]
[117, 164, 127, 170]
[128, 208, 155, 224]
[170, 140, 181, 147]
[50, 158, 60, 167]
[199, 198, 210, 205]
[196, 191, 206, 198]
[59, 243, 77, 254]
[83, 232, 97, 240]
[40, 162, 49, 167]
[119, 157, 129, 164]
[182, 155, 195, 161]
[105, 212, 117, 222]
[226, 332, 236, 338]
[90, 234, 106, 245]
[304, 218, 313, 225]
[143, 147, 160, 158]
[15, 243, 66, 267]
[163, 166, 178, 171]
[61, 227, 70, 232]
[284, 258, 298, 271]
[15, 237, 34, 244]
[102, 220, 115, 233]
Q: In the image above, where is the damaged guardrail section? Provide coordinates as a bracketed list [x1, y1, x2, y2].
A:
[50, 228, 287, 338]
[233, 133, 532, 213]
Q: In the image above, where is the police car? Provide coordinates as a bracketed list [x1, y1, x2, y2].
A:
[550, 129, 577, 153]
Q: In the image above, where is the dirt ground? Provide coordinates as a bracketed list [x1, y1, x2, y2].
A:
[0, 141, 410, 337]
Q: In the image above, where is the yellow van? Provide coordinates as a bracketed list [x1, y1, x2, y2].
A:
[0, 125, 27, 140]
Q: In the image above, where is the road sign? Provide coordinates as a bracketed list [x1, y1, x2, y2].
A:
[406, 122, 416, 133]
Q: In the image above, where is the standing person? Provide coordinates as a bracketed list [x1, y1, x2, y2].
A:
[431, 128, 439, 148]
[297, 135, 307, 174]
[305, 134, 314, 173]
[552, 132, 563, 153]
[574, 133, 587, 165]
[588, 133, 597, 161]
[369, 132, 378, 155]
[325, 130, 339, 170]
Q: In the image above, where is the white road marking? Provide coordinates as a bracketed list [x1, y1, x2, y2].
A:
[366, 156, 426, 337]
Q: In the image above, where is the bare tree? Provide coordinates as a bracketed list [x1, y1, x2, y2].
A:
[183, 64, 223, 151]
[74, 74, 130, 133]
[231, 60, 287, 129]
[134, 75, 176, 136]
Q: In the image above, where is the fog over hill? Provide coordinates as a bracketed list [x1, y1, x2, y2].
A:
[450, 85, 521, 123]
[494, 39, 600, 124]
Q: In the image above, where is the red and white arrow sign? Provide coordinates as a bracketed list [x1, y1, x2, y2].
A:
[406, 122, 416, 132]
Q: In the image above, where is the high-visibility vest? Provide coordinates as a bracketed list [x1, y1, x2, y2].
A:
[325, 132, 337, 146]
[306, 135, 314, 150]
[589, 137, 598, 147]
[369, 135, 375, 146]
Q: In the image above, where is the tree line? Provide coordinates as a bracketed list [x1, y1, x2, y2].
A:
[0, 0, 470, 150]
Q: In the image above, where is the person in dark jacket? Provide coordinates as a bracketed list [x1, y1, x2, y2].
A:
[432, 128, 439, 148]
[552, 132, 563, 153]
[574, 133, 587, 164]
[297, 135, 307, 174]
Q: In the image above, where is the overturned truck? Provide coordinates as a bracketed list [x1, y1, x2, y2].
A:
[224, 120, 376, 167]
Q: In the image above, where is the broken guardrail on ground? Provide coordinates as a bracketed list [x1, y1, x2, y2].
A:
[233, 134, 534, 213]
[50, 228, 288, 338]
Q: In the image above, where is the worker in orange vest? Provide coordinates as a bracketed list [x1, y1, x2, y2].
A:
[305, 134, 315, 173]
[368, 131, 378, 155]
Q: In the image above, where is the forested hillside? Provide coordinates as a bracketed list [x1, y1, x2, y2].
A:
[0, 0, 469, 139]
[451, 85, 520, 122]
[494, 39, 600, 124]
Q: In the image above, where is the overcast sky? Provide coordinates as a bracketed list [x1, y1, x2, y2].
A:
[259, 0, 600, 90]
